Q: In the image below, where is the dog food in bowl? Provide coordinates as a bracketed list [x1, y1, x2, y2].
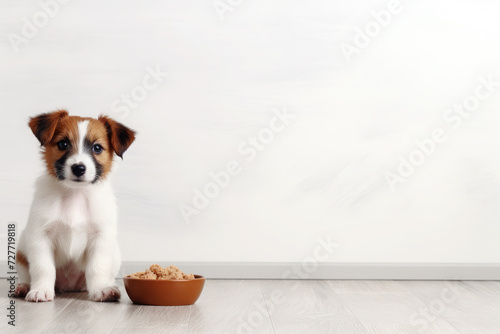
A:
[124, 264, 204, 306]
[130, 264, 195, 280]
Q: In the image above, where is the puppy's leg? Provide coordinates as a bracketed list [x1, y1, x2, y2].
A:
[25, 238, 56, 302]
[15, 250, 30, 298]
[86, 239, 121, 302]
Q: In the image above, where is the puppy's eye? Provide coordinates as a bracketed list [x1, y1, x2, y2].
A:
[92, 144, 103, 154]
[57, 140, 69, 151]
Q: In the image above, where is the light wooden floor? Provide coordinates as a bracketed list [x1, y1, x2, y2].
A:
[1, 279, 499, 333]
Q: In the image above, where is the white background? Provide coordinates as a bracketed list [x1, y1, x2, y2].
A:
[1, 0, 500, 264]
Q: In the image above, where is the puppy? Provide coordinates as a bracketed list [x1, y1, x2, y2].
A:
[15, 110, 135, 302]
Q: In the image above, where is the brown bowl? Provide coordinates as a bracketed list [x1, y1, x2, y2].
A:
[123, 275, 205, 306]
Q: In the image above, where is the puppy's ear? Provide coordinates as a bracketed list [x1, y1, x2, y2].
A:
[28, 110, 69, 146]
[98, 115, 136, 158]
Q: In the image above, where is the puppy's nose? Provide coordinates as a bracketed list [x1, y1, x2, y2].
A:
[71, 164, 86, 177]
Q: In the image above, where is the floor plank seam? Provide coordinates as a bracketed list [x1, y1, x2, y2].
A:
[102, 283, 126, 333]
[327, 281, 371, 333]
[185, 304, 193, 334]
[106, 304, 129, 333]
[259, 282, 277, 334]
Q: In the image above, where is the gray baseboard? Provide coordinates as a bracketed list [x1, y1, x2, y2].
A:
[2, 261, 498, 280]
[118, 262, 500, 280]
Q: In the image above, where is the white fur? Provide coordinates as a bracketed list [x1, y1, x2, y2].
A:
[17, 173, 121, 302]
[63, 120, 97, 186]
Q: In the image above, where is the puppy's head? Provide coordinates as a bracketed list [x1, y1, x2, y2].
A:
[29, 110, 135, 186]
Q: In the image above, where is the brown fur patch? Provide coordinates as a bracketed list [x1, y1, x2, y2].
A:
[44, 115, 82, 178]
[98, 115, 136, 158]
[86, 119, 114, 178]
[16, 251, 29, 267]
[29, 109, 68, 146]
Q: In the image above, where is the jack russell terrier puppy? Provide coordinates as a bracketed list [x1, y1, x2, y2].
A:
[15, 110, 135, 302]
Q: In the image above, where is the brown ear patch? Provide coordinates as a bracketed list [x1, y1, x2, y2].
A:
[98, 115, 136, 158]
[29, 110, 69, 146]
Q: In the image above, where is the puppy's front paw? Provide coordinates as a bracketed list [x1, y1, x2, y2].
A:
[26, 289, 54, 302]
[15, 283, 30, 298]
[89, 286, 121, 302]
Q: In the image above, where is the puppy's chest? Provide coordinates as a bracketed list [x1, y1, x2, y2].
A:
[46, 192, 99, 258]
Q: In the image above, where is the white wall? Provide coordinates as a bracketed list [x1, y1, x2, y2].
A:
[1, 0, 500, 265]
